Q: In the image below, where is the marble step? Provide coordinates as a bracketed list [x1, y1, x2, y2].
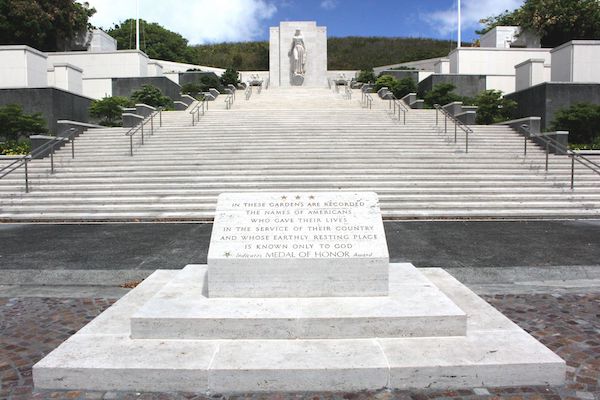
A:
[4, 208, 600, 221]
[32, 266, 565, 393]
[131, 264, 466, 340]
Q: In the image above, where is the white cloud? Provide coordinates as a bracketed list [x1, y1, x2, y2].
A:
[320, 0, 338, 10]
[422, 0, 523, 37]
[84, 0, 277, 44]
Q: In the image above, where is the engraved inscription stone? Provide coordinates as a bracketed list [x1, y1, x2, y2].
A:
[207, 192, 389, 298]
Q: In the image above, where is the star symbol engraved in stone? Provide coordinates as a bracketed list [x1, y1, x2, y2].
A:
[224, 252, 231, 258]
[309, 195, 315, 200]
[295, 195, 301, 200]
[281, 196, 287, 200]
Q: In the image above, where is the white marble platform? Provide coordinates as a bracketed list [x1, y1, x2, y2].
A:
[130, 263, 466, 339]
[33, 264, 565, 393]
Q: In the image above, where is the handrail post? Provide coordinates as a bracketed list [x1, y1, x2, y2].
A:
[466, 131, 469, 153]
[24, 157, 29, 193]
[150, 114, 154, 135]
[141, 123, 144, 145]
[444, 116, 447, 133]
[159, 109, 162, 127]
[71, 132, 75, 159]
[130, 135, 133, 156]
[403, 111, 406, 125]
[571, 155, 575, 189]
[545, 142, 549, 171]
[436, 108, 439, 125]
[524, 135, 527, 156]
[50, 149, 54, 174]
[454, 121, 457, 143]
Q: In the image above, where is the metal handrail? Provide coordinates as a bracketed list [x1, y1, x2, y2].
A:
[224, 93, 234, 110]
[387, 95, 408, 125]
[361, 92, 373, 109]
[434, 104, 473, 153]
[245, 85, 253, 100]
[190, 99, 207, 126]
[344, 84, 352, 100]
[125, 107, 163, 156]
[0, 128, 77, 193]
[520, 124, 600, 189]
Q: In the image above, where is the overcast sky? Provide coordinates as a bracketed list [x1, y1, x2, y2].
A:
[84, 0, 523, 45]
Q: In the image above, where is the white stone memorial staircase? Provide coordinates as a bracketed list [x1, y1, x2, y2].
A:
[1, 87, 599, 221]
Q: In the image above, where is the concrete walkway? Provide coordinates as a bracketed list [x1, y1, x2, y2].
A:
[2, 220, 600, 270]
[1, 220, 599, 289]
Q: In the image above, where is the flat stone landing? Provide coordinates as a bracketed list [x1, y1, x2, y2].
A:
[33, 264, 565, 394]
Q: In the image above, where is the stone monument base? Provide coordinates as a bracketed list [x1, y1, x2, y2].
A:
[33, 263, 564, 394]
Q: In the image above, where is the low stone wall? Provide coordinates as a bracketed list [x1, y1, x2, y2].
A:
[379, 70, 419, 82]
[505, 82, 600, 130]
[0, 87, 93, 134]
[178, 71, 221, 87]
[112, 77, 182, 101]
[418, 74, 486, 98]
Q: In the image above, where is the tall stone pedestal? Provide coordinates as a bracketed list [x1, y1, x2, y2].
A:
[34, 192, 565, 394]
[269, 21, 328, 88]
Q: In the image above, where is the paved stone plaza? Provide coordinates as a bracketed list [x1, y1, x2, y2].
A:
[1, 290, 598, 400]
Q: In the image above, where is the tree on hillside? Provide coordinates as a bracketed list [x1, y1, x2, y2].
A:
[0, 0, 95, 51]
[220, 68, 240, 87]
[479, 0, 600, 48]
[108, 19, 194, 63]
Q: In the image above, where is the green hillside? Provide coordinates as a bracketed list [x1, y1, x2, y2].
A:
[187, 37, 455, 71]
[108, 21, 455, 70]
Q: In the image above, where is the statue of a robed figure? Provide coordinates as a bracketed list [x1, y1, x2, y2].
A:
[289, 29, 307, 85]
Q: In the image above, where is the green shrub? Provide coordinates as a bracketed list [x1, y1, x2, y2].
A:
[0, 104, 47, 142]
[0, 140, 31, 155]
[423, 83, 463, 108]
[552, 103, 600, 145]
[569, 137, 600, 151]
[131, 85, 173, 108]
[373, 75, 417, 100]
[356, 69, 376, 83]
[373, 75, 397, 93]
[471, 90, 517, 125]
[220, 68, 240, 87]
[394, 77, 417, 99]
[89, 96, 133, 127]
[180, 83, 205, 100]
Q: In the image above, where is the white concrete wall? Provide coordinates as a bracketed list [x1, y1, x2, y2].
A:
[82, 78, 113, 99]
[164, 72, 179, 84]
[480, 26, 520, 48]
[486, 75, 516, 94]
[154, 59, 225, 75]
[48, 63, 83, 95]
[147, 62, 163, 77]
[551, 40, 600, 82]
[373, 57, 440, 75]
[418, 71, 433, 82]
[0, 46, 48, 88]
[515, 59, 547, 91]
[269, 27, 280, 86]
[240, 71, 270, 83]
[88, 29, 117, 52]
[434, 59, 450, 74]
[47, 50, 149, 79]
[449, 47, 551, 75]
